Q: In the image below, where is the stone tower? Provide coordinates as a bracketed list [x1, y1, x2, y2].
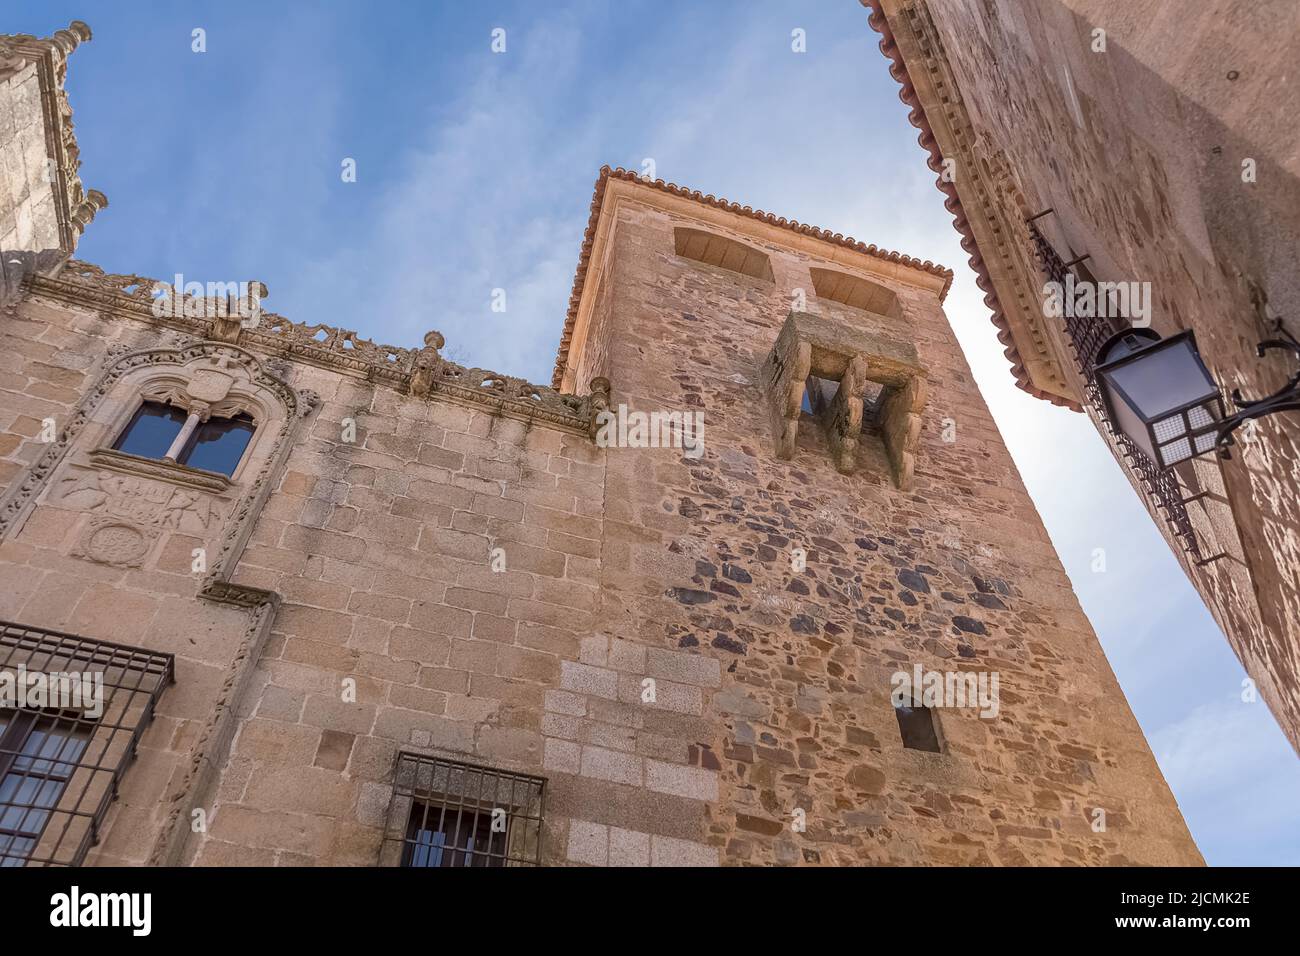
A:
[0, 24, 1200, 866]
[545, 169, 1201, 864]
[0, 21, 105, 260]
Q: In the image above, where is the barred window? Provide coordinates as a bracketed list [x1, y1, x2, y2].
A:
[0, 713, 92, 865]
[380, 752, 545, 867]
[0, 621, 174, 866]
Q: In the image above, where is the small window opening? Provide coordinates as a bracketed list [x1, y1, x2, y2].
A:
[803, 375, 839, 416]
[860, 381, 888, 433]
[894, 700, 942, 752]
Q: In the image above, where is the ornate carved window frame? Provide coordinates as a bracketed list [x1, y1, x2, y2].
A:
[105, 367, 269, 486]
[0, 341, 315, 581]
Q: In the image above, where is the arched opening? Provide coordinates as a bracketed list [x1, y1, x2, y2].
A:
[810, 267, 900, 316]
[673, 227, 774, 282]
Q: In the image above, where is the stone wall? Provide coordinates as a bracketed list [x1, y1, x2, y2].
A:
[0, 176, 1202, 865]
[0, 58, 60, 253]
[0, 294, 257, 865]
[563, 188, 1200, 864]
[870, 0, 1300, 752]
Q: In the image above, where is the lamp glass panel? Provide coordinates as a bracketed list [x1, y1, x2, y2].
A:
[1188, 404, 1217, 430]
[1153, 414, 1188, 444]
[1105, 385, 1158, 462]
[1103, 338, 1218, 419]
[1158, 436, 1193, 467]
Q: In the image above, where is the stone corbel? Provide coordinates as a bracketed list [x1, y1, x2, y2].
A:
[762, 317, 813, 459]
[878, 374, 927, 490]
[824, 354, 868, 472]
[761, 310, 927, 489]
[207, 280, 266, 343]
[209, 311, 242, 344]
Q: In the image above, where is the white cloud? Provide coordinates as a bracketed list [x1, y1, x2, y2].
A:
[1152, 698, 1300, 864]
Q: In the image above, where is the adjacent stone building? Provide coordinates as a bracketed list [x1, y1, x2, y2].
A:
[0, 21, 1201, 866]
[862, 0, 1300, 752]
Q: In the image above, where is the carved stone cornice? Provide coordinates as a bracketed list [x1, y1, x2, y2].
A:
[199, 580, 280, 611]
[0, 21, 107, 252]
[26, 261, 597, 434]
[863, 0, 1079, 410]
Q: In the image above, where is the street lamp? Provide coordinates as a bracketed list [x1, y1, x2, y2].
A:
[1093, 323, 1300, 469]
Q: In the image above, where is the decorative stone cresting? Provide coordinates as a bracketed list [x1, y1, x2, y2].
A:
[28, 261, 600, 433]
[762, 311, 926, 488]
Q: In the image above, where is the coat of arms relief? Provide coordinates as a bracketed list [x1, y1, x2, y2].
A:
[55, 469, 227, 569]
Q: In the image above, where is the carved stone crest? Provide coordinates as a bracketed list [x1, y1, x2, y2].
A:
[72, 515, 157, 568]
[57, 469, 221, 533]
[188, 363, 236, 404]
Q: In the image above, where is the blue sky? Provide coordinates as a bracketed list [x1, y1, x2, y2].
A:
[14, 0, 1297, 864]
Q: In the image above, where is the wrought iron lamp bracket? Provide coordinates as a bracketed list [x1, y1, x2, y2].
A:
[1213, 323, 1300, 456]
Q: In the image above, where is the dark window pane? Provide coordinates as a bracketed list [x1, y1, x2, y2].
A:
[0, 713, 92, 866]
[13, 720, 88, 777]
[180, 413, 255, 477]
[112, 402, 187, 460]
[401, 799, 502, 868]
[894, 702, 942, 752]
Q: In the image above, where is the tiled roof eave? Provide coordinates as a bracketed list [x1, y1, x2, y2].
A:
[861, 0, 1080, 412]
[551, 166, 956, 390]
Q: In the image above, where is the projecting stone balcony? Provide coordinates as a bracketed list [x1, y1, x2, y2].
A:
[761, 310, 926, 488]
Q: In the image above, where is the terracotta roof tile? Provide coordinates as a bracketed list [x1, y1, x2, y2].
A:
[861, 0, 1077, 410]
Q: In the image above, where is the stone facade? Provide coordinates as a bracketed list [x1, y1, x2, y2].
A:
[865, 0, 1300, 753]
[0, 21, 1202, 866]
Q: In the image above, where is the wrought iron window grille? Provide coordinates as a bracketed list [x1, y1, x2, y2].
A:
[0, 621, 174, 866]
[379, 752, 545, 868]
